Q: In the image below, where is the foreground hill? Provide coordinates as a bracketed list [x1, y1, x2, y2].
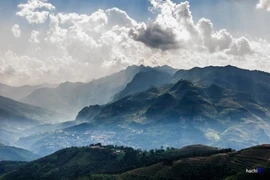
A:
[0, 144, 269, 180]
[0, 144, 233, 180]
[22, 65, 176, 118]
[114, 144, 270, 180]
[0, 144, 40, 162]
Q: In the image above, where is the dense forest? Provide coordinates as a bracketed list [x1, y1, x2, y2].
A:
[0, 144, 234, 180]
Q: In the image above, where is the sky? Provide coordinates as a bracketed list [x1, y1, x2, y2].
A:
[0, 0, 270, 86]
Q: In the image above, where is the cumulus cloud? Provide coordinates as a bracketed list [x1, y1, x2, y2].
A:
[226, 37, 252, 56]
[11, 24, 21, 38]
[131, 0, 252, 55]
[130, 1, 196, 50]
[29, 30, 40, 43]
[16, 0, 55, 24]
[106, 8, 137, 27]
[43, 7, 147, 67]
[1, 0, 269, 86]
[257, 0, 270, 11]
[129, 23, 181, 50]
[197, 18, 234, 52]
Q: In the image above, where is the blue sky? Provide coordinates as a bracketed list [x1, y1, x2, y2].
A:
[1, 0, 269, 38]
[0, 0, 257, 21]
[2, 0, 237, 22]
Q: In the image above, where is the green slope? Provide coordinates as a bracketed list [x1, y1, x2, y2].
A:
[116, 144, 270, 180]
[1, 144, 268, 180]
[0, 144, 233, 180]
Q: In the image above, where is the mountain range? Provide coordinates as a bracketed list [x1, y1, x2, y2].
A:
[1, 64, 270, 160]
[77, 80, 270, 125]
[21, 65, 177, 118]
[75, 79, 270, 149]
[0, 83, 57, 101]
[172, 65, 270, 109]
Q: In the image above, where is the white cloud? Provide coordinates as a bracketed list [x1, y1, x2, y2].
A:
[29, 30, 40, 43]
[106, 8, 137, 27]
[0, 0, 269, 86]
[226, 37, 252, 56]
[257, 0, 270, 11]
[0, 50, 91, 86]
[130, 1, 197, 50]
[131, 1, 252, 55]
[16, 0, 55, 24]
[11, 24, 21, 38]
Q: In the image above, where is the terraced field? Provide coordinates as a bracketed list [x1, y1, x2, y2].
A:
[118, 145, 270, 180]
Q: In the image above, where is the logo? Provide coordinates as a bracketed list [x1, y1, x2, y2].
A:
[246, 167, 263, 174]
[258, 167, 263, 174]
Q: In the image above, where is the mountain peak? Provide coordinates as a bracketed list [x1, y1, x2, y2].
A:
[170, 80, 194, 91]
[57, 81, 85, 88]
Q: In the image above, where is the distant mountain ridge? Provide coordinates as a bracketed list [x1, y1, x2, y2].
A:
[0, 83, 56, 101]
[172, 65, 270, 109]
[21, 65, 178, 118]
[113, 69, 173, 100]
[0, 96, 68, 124]
[0, 143, 40, 162]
